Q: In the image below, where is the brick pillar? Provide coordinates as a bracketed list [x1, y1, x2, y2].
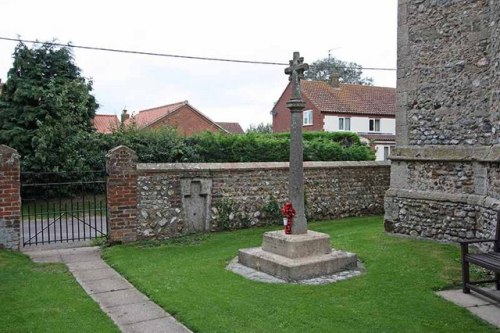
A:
[106, 146, 138, 243]
[0, 145, 20, 250]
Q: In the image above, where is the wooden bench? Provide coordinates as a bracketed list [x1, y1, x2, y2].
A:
[460, 212, 500, 303]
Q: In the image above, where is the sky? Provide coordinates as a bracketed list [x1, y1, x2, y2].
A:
[0, 0, 397, 130]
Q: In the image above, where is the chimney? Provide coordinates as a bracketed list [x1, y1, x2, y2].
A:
[121, 109, 130, 123]
[329, 72, 340, 88]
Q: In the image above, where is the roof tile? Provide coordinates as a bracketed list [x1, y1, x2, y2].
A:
[125, 101, 187, 128]
[93, 114, 119, 134]
[216, 122, 244, 134]
[302, 81, 395, 116]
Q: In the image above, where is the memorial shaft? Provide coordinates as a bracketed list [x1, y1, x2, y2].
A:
[284, 51, 309, 234]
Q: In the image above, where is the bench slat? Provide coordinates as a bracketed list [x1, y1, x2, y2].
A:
[466, 253, 500, 272]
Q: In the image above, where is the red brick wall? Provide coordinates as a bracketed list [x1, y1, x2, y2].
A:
[106, 146, 138, 243]
[0, 145, 20, 250]
[150, 105, 221, 136]
[272, 83, 324, 133]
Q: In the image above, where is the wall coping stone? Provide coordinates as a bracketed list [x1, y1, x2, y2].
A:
[390, 145, 500, 162]
[137, 161, 390, 172]
[385, 188, 500, 210]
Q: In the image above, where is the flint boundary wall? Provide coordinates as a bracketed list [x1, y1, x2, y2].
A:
[106, 146, 390, 242]
[385, 0, 499, 250]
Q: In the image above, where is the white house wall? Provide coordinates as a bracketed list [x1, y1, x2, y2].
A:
[324, 115, 395, 134]
[374, 144, 389, 161]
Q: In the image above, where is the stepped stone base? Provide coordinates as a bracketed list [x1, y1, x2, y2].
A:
[238, 230, 357, 282]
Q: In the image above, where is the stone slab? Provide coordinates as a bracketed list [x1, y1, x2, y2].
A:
[90, 288, 149, 308]
[262, 230, 332, 259]
[437, 289, 500, 329]
[30, 255, 62, 263]
[74, 267, 123, 282]
[66, 259, 110, 271]
[227, 257, 364, 285]
[437, 290, 496, 307]
[105, 301, 169, 326]
[468, 305, 500, 328]
[239, 246, 357, 281]
[122, 316, 192, 333]
[79, 276, 134, 294]
[60, 249, 101, 263]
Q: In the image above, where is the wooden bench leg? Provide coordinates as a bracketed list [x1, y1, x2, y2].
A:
[461, 244, 470, 293]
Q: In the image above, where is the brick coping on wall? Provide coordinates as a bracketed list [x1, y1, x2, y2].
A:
[137, 161, 390, 172]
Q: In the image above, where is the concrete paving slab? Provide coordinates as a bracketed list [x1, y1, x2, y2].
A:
[122, 316, 192, 333]
[105, 301, 169, 326]
[60, 252, 101, 264]
[437, 289, 500, 329]
[74, 267, 122, 282]
[469, 304, 500, 328]
[437, 289, 494, 307]
[56, 246, 101, 255]
[90, 288, 149, 308]
[21, 240, 92, 252]
[80, 276, 134, 294]
[30, 255, 62, 263]
[66, 259, 109, 271]
[23, 249, 62, 260]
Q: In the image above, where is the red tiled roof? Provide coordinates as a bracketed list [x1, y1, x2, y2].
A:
[93, 114, 119, 134]
[302, 81, 395, 116]
[125, 101, 187, 128]
[216, 122, 244, 134]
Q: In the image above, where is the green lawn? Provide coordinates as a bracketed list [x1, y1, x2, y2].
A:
[0, 250, 119, 333]
[103, 216, 498, 333]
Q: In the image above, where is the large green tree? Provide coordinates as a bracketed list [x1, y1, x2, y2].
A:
[305, 57, 373, 85]
[0, 41, 98, 171]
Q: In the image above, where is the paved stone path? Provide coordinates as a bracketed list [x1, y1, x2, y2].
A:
[23, 246, 192, 333]
[437, 289, 500, 328]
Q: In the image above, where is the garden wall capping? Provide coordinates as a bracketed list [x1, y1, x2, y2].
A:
[137, 161, 390, 172]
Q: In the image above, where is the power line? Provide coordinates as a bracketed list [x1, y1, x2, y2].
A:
[0, 36, 397, 71]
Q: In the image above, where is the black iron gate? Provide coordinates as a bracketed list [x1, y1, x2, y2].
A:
[21, 170, 108, 247]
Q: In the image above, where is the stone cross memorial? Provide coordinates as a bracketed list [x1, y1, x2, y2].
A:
[235, 52, 359, 283]
[284, 51, 308, 234]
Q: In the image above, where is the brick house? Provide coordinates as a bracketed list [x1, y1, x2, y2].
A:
[92, 114, 120, 134]
[124, 100, 233, 136]
[272, 78, 396, 161]
[216, 122, 244, 134]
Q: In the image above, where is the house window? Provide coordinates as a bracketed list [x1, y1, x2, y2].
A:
[338, 117, 351, 131]
[369, 119, 380, 132]
[303, 110, 313, 126]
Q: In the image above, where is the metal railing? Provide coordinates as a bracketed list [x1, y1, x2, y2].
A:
[21, 171, 107, 246]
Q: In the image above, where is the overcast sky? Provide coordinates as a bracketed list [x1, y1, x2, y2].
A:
[0, 0, 397, 130]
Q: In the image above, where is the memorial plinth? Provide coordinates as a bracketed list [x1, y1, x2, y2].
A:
[238, 230, 357, 282]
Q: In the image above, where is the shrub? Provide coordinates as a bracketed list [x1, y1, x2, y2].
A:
[19, 128, 374, 174]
